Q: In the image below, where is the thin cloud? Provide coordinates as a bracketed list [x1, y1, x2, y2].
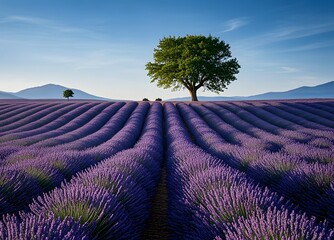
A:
[235, 21, 334, 50]
[220, 17, 249, 33]
[0, 15, 47, 25]
[279, 66, 299, 73]
[41, 54, 123, 70]
[40, 47, 143, 70]
[0, 15, 87, 34]
[284, 40, 334, 52]
[268, 22, 334, 41]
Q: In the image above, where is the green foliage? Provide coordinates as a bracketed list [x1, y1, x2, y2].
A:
[25, 168, 53, 190]
[142, 98, 149, 101]
[155, 98, 162, 101]
[146, 35, 240, 101]
[63, 89, 74, 100]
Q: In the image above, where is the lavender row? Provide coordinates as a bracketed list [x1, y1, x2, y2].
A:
[206, 102, 334, 148]
[0, 102, 69, 134]
[0, 103, 15, 114]
[32, 102, 126, 148]
[0, 214, 90, 239]
[6, 102, 110, 147]
[1, 102, 137, 165]
[190, 103, 283, 151]
[84, 101, 150, 157]
[218, 101, 334, 141]
[0, 102, 150, 216]
[0, 102, 102, 145]
[0, 102, 45, 122]
[204, 102, 312, 146]
[0, 102, 16, 112]
[260, 102, 334, 141]
[282, 101, 334, 121]
[0, 102, 125, 163]
[55, 101, 140, 150]
[164, 102, 333, 239]
[310, 101, 334, 114]
[241, 101, 334, 138]
[0, 102, 85, 136]
[217, 102, 334, 155]
[233, 101, 333, 130]
[269, 101, 334, 128]
[193, 103, 334, 162]
[0, 103, 34, 120]
[1, 102, 164, 239]
[182, 102, 334, 191]
[1, 104, 82, 134]
[177, 102, 334, 226]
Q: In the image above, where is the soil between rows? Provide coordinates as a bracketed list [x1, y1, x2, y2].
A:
[141, 164, 170, 239]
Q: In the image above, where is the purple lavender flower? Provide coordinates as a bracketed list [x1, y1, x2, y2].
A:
[0, 213, 90, 240]
[30, 183, 134, 239]
[224, 207, 334, 240]
[0, 167, 43, 214]
[69, 167, 150, 229]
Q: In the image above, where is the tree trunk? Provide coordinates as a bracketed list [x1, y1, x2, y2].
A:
[189, 88, 198, 101]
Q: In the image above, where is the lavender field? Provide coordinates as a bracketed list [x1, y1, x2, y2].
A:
[0, 99, 334, 239]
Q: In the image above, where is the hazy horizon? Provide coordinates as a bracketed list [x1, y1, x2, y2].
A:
[1, 0, 334, 100]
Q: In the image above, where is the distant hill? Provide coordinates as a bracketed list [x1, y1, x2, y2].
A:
[168, 81, 334, 101]
[1, 81, 333, 101]
[245, 81, 334, 100]
[0, 91, 22, 99]
[1, 84, 112, 100]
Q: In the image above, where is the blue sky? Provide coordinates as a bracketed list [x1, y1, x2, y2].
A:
[0, 0, 334, 100]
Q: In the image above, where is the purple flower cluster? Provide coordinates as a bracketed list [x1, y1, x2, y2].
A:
[225, 207, 332, 240]
[0, 102, 152, 216]
[176, 101, 334, 227]
[0, 150, 98, 215]
[0, 214, 90, 240]
[165, 102, 334, 239]
[34, 102, 124, 147]
[244, 101, 334, 136]
[0, 102, 71, 134]
[0, 103, 52, 133]
[0, 101, 163, 239]
[0, 98, 333, 238]
[86, 101, 150, 157]
[30, 183, 133, 239]
[202, 102, 293, 149]
[57, 102, 137, 150]
[0, 102, 98, 145]
[273, 101, 334, 128]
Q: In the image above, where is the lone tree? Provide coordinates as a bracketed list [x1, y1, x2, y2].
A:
[63, 89, 74, 100]
[146, 35, 240, 101]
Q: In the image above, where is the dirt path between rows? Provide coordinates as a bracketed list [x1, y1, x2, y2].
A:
[141, 164, 170, 239]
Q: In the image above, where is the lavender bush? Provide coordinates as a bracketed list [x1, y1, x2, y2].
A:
[0, 99, 333, 238]
[165, 102, 334, 239]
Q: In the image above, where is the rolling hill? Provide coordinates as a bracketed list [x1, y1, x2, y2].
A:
[0, 91, 23, 99]
[169, 81, 334, 101]
[1, 84, 111, 100]
[1, 81, 333, 101]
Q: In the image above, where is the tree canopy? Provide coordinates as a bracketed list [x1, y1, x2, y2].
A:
[146, 35, 240, 101]
[63, 89, 74, 100]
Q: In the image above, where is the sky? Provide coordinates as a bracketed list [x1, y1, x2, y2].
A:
[0, 0, 334, 100]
